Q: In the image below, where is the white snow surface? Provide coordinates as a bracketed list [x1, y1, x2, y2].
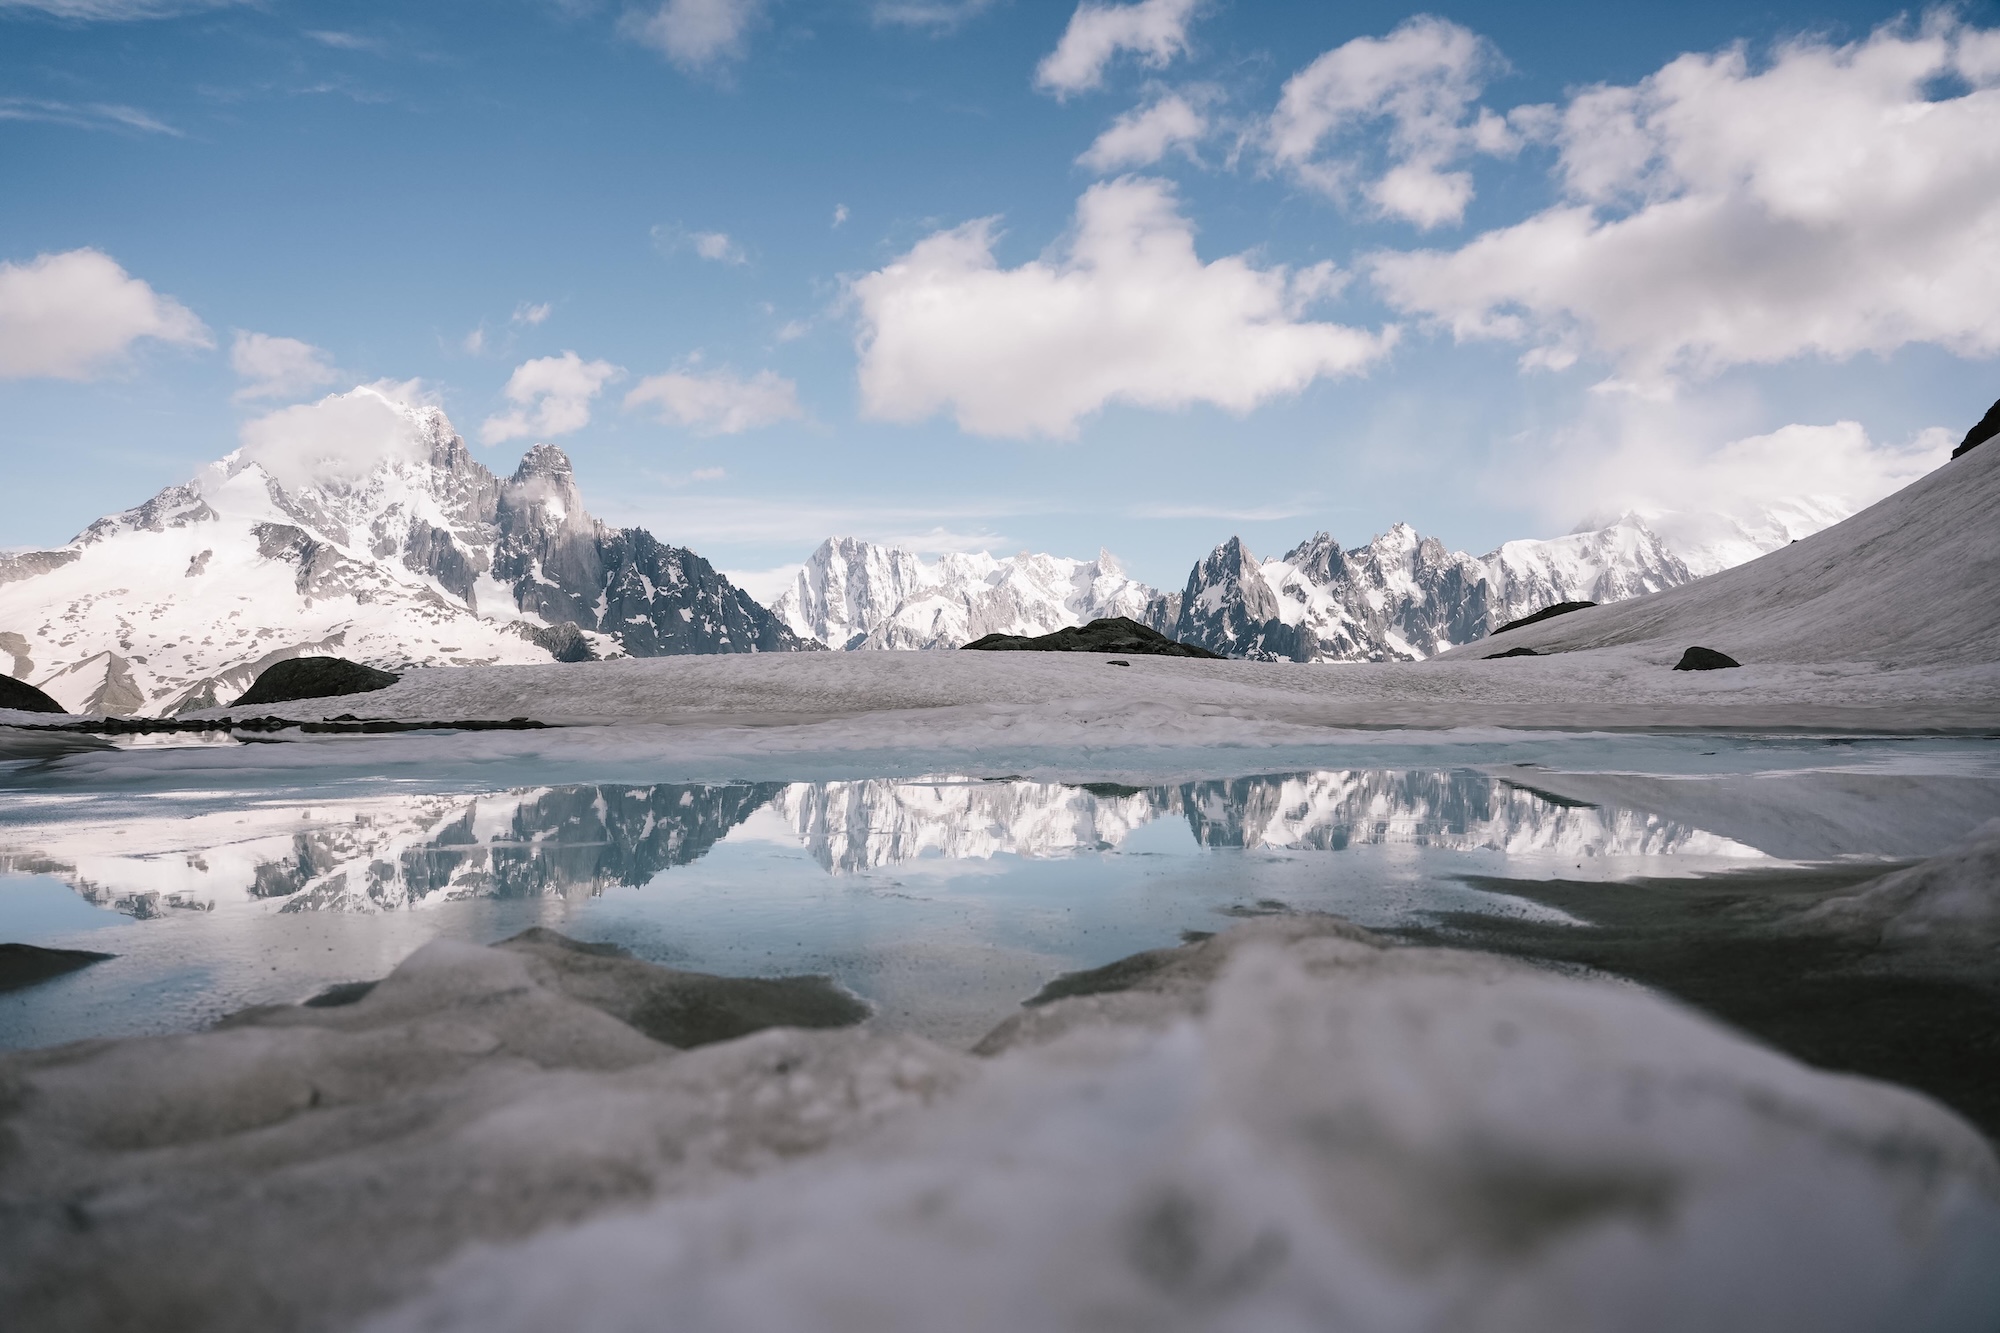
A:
[771, 537, 1158, 649]
[0, 387, 557, 716]
[369, 919, 2000, 1333]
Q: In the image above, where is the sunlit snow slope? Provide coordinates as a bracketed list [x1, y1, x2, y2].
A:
[1440, 443, 1997, 665]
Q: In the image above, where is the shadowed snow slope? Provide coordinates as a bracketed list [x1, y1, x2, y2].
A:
[1437, 442, 2000, 667]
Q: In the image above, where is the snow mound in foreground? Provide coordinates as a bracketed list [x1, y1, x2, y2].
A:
[374, 921, 2000, 1333]
[1792, 818, 2000, 969]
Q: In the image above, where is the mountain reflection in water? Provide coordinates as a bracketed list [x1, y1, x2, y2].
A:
[0, 771, 1757, 918]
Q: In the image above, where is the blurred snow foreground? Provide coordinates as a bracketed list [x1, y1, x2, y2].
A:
[4, 918, 1996, 1333]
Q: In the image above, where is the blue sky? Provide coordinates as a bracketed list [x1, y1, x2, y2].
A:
[4, 0, 1998, 595]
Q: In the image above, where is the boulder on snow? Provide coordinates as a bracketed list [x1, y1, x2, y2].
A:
[526, 621, 596, 663]
[1485, 645, 1541, 660]
[961, 616, 1225, 658]
[234, 656, 400, 707]
[1492, 600, 1596, 635]
[0, 675, 65, 714]
[1953, 397, 2000, 459]
[1673, 646, 1741, 671]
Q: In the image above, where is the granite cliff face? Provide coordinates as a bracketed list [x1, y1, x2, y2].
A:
[0, 387, 813, 715]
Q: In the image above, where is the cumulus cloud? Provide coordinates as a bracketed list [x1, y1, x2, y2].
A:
[232, 382, 434, 493]
[625, 367, 802, 435]
[1035, 0, 1200, 99]
[230, 331, 338, 403]
[0, 248, 208, 380]
[1079, 89, 1207, 171]
[1267, 16, 1512, 228]
[1370, 17, 2000, 381]
[480, 351, 622, 445]
[851, 176, 1391, 439]
[622, 0, 765, 72]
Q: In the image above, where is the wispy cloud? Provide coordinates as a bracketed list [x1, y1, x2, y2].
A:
[0, 0, 246, 19]
[626, 365, 802, 435]
[871, 0, 998, 32]
[621, 0, 766, 74]
[651, 223, 749, 265]
[0, 97, 181, 135]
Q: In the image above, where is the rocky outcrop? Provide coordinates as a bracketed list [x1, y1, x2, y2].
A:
[1493, 600, 1596, 634]
[962, 616, 1224, 658]
[234, 657, 400, 707]
[1673, 646, 1741, 671]
[0, 675, 65, 714]
[0, 943, 112, 992]
[1953, 397, 2000, 459]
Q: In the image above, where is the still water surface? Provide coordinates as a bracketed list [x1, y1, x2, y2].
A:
[5, 733, 1998, 1047]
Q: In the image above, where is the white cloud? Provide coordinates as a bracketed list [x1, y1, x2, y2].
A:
[1035, 0, 1200, 99]
[512, 301, 551, 326]
[1078, 89, 1206, 171]
[0, 0, 245, 17]
[832, 203, 849, 228]
[232, 382, 435, 493]
[230, 331, 338, 403]
[652, 223, 749, 264]
[776, 318, 811, 342]
[1267, 16, 1510, 228]
[851, 176, 1392, 439]
[479, 351, 622, 445]
[0, 248, 208, 380]
[871, 0, 996, 30]
[622, 0, 764, 72]
[0, 97, 180, 135]
[1371, 17, 2000, 381]
[625, 367, 803, 435]
[462, 327, 487, 355]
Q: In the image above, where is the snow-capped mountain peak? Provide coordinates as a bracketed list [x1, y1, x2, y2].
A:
[772, 537, 1165, 651]
[0, 386, 813, 715]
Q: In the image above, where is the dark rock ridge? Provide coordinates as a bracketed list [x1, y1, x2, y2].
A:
[1953, 397, 2000, 459]
[1493, 601, 1597, 635]
[526, 621, 595, 663]
[0, 942, 113, 993]
[1485, 646, 1542, 659]
[235, 657, 400, 707]
[962, 616, 1225, 658]
[1673, 646, 1741, 671]
[0, 676, 66, 714]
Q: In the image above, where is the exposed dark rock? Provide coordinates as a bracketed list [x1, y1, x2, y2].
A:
[527, 621, 595, 663]
[0, 942, 112, 993]
[1953, 397, 2000, 459]
[496, 928, 870, 1048]
[0, 549, 79, 587]
[303, 980, 379, 1008]
[961, 616, 1225, 658]
[1673, 646, 1741, 671]
[0, 675, 65, 714]
[1485, 646, 1542, 659]
[1492, 600, 1597, 634]
[234, 656, 400, 706]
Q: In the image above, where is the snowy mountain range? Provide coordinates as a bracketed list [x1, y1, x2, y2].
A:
[770, 539, 1161, 651]
[0, 386, 811, 716]
[769, 503, 1848, 664]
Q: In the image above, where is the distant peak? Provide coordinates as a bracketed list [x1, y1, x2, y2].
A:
[512, 443, 574, 482]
